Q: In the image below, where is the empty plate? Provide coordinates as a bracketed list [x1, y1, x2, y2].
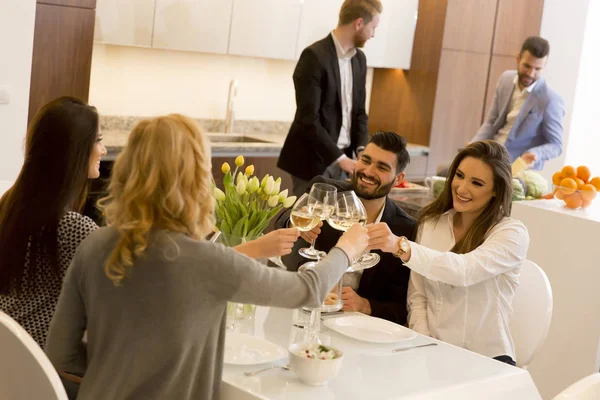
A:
[323, 315, 417, 343]
[224, 332, 287, 365]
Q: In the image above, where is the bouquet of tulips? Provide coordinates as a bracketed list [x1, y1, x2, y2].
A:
[213, 155, 296, 246]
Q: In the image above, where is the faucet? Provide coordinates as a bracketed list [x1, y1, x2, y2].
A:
[225, 79, 238, 134]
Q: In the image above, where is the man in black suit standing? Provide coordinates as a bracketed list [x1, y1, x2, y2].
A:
[278, 0, 383, 198]
[276, 132, 416, 325]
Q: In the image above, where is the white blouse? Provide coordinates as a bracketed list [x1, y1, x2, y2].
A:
[406, 210, 530, 359]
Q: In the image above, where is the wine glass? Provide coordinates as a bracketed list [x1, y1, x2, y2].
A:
[297, 183, 337, 260]
[327, 191, 380, 272]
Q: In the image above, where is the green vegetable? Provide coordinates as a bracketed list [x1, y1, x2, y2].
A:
[516, 170, 549, 199]
[512, 178, 526, 201]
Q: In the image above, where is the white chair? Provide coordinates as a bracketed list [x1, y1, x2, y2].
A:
[553, 373, 600, 399]
[0, 311, 68, 400]
[510, 259, 553, 369]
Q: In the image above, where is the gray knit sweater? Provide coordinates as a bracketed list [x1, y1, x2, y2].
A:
[45, 227, 350, 399]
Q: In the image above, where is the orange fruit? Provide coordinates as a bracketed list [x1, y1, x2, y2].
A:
[554, 189, 565, 200]
[577, 166, 591, 182]
[564, 193, 583, 209]
[559, 178, 578, 195]
[590, 177, 600, 191]
[562, 165, 577, 178]
[581, 184, 597, 201]
[552, 172, 565, 186]
[582, 199, 593, 208]
[574, 177, 586, 189]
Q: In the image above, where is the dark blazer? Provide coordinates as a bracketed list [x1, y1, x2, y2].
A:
[275, 177, 417, 325]
[277, 34, 369, 181]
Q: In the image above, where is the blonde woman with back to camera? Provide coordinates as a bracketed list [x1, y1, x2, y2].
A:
[368, 140, 530, 366]
[45, 114, 368, 400]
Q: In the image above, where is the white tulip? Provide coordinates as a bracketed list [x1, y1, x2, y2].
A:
[271, 181, 281, 196]
[248, 176, 260, 193]
[213, 187, 226, 202]
[236, 179, 247, 195]
[267, 195, 279, 208]
[283, 196, 297, 208]
[264, 176, 275, 195]
[236, 172, 244, 185]
[278, 189, 289, 202]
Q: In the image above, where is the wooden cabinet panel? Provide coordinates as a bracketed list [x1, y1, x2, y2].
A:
[94, 0, 155, 47]
[153, 0, 233, 54]
[369, 0, 448, 146]
[426, 49, 490, 175]
[28, 4, 95, 122]
[492, 0, 544, 56]
[38, 0, 96, 8]
[441, 0, 497, 53]
[483, 55, 516, 121]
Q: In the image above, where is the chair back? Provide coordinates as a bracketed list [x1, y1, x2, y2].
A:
[510, 259, 553, 368]
[553, 373, 600, 399]
[0, 311, 68, 400]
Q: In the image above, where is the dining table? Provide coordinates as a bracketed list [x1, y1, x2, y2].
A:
[221, 306, 541, 399]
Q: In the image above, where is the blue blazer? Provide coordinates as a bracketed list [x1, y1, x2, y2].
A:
[473, 70, 565, 170]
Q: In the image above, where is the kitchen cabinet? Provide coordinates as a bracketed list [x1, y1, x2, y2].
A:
[94, 0, 155, 47]
[295, 0, 344, 58]
[153, 0, 233, 54]
[362, 0, 419, 69]
[228, 0, 302, 60]
[29, 2, 96, 122]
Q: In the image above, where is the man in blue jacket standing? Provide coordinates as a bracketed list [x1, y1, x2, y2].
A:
[471, 36, 565, 170]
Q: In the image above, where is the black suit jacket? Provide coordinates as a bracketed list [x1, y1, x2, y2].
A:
[275, 177, 417, 325]
[277, 34, 369, 181]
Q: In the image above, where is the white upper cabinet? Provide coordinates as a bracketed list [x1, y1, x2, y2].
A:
[153, 0, 234, 54]
[94, 0, 156, 47]
[362, 0, 419, 69]
[228, 0, 302, 60]
[295, 0, 344, 58]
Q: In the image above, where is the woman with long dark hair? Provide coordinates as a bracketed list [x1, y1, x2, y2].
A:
[368, 141, 530, 365]
[0, 96, 105, 347]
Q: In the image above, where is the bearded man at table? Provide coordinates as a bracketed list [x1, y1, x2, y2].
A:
[275, 131, 416, 325]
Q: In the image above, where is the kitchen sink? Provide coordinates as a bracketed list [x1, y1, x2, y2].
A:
[207, 133, 273, 144]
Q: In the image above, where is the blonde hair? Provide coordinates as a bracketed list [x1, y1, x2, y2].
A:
[339, 0, 383, 25]
[99, 114, 214, 285]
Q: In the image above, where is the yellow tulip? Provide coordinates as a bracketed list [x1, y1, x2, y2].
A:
[235, 155, 245, 167]
[245, 165, 255, 176]
[221, 162, 231, 174]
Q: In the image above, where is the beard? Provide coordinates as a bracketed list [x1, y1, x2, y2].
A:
[518, 72, 536, 88]
[351, 171, 395, 200]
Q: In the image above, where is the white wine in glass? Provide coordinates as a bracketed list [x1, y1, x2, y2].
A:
[298, 183, 337, 260]
[290, 194, 321, 232]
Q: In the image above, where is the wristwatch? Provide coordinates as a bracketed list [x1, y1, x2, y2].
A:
[393, 236, 410, 258]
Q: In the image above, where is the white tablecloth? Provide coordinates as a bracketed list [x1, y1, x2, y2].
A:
[221, 307, 541, 399]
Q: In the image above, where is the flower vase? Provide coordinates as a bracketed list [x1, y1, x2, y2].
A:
[220, 232, 259, 321]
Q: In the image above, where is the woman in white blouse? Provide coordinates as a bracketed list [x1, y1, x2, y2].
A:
[368, 140, 530, 365]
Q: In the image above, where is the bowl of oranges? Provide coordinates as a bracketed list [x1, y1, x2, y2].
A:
[552, 165, 600, 209]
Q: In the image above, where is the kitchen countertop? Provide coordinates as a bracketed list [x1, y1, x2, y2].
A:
[389, 191, 435, 219]
[102, 129, 430, 160]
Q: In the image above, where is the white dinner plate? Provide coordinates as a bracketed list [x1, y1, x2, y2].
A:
[224, 332, 288, 365]
[323, 315, 417, 343]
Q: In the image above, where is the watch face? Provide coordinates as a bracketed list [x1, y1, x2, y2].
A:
[401, 239, 409, 252]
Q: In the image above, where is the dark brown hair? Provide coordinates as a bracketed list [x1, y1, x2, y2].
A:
[368, 131, 410, 173]
[520, 36, 550, 58]
[0, 96, 99, 294]
[339, 0, 383, 25]
[417, 140, 513, 254]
